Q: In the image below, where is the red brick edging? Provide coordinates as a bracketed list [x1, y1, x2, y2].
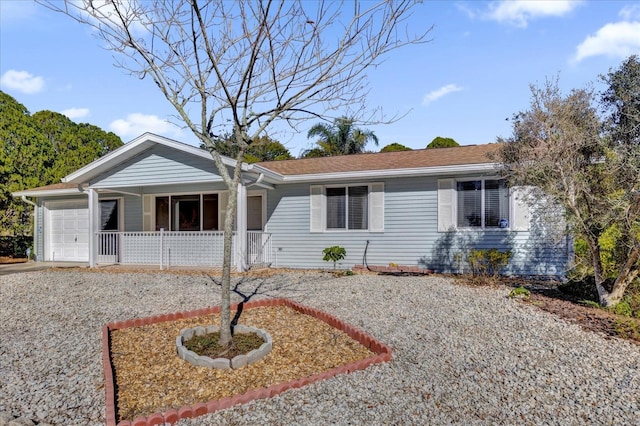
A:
[102, 298, 393, 426]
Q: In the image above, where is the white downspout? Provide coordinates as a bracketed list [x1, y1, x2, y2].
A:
[236, 183, 248, 271]
[21, 196, 38, 261]
[21, 195, 37, 207]
[88, 188, 99, 267]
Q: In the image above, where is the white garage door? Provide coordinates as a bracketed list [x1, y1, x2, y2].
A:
[46, 201, 89, 262]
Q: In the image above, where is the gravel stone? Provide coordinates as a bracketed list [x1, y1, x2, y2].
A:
[1, 270, 638, 425]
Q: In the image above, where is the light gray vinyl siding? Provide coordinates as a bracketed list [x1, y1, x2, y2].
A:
[90, 145, 226, 188]
[98, 193, 143, 231]
[265, 176, 569, 277]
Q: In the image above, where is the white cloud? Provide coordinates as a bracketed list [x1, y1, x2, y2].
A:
[110, 113, 182, 138]
[0, 70, 45, 94]
[422, 84, 463, 106]
[573, 21, 640, 63]
[485, 1, 582, 28]
[61, 108, 90, 120]
[619, 5, 640, 21]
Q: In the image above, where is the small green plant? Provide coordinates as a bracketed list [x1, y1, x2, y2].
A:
[614, 318, 640, 340]
[613, 300, 633, 317]
[579, 300, 602, 309]
[508, 286, 530, 300]
[322, 246, 346, 269]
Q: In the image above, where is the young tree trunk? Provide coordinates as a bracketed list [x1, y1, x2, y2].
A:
[602, 245, 640, 306]
[586, 235, 611, 306]
[218, 156, 243, 347]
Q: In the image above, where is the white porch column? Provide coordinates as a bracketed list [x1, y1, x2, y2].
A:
[236, 182, 248, 271]
[88, 188, 99, 267]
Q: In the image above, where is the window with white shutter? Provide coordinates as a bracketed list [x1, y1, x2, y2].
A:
[311, 183, 383, 232]
[439, 178, 522, 231]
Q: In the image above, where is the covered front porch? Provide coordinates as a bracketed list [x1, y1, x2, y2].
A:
[95, 229, 272, 269]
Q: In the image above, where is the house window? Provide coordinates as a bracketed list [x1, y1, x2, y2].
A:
[155, 194, 219, 231]
[99, 200, 119, 231]
[457, 179, 509, 228]
[326, 186, 368, 230]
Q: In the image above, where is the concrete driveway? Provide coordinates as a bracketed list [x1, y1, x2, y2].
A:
[0, 261, 87, 276]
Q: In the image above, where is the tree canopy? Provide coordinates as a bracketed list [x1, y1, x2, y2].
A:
[495, 56, 640, 307]
[0, 91, 123, 236]
[380, 142, 412, 152]
[427, 136, 459, 149]
[302, 117, 379, 158]
[200, 134, 292, 163]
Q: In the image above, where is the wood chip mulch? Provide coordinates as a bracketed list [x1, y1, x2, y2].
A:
[521, 290, 640, 344]
[110, 305, 374, 422]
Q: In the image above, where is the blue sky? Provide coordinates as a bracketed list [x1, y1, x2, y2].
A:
[1, 1, 639, 157]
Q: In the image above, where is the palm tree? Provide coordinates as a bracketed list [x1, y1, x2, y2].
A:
[302, 117, 379, 157]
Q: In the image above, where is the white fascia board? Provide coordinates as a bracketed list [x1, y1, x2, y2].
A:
[245, 164, 283, 182]
[12, 188, 85, 197]
[88, 176, 225, 190]
[63, 132, 237, 183]
[277, 163, 497, 183]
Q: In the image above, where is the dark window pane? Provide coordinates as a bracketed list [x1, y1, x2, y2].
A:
[203, 194, 218, 230]
[457, 181, 481, 227]
[326, 187, 346, 229]
[485, 180, 509, 228]
[155, 197, 169, 231]
[348, 186, 368, 229]
[99, 200, 118, 231]
[172, 195, 200, 231]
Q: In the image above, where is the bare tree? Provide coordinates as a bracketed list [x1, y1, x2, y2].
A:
[495, 77, 639, 306]
[40, 0, 429, 345]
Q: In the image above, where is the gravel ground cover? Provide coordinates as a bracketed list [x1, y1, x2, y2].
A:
[1, 269, 639, 425]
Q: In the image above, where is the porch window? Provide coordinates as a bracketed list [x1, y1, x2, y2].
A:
[99, 200, 119, 231]
[154, 194, 219, 231]
[326, 186, 368, 230]
[457, 179, 509, 228]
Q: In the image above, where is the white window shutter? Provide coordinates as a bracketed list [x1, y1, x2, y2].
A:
[512, 186, 531, 231]
[218, 191, 228, 230]
[369, 183, 384, 232]
[437, 179, 455, 232]
[310, 185, 324, 233]
[142, 195, 152, 231]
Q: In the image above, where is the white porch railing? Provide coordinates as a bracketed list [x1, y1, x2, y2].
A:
[96, 230, 271, 268]
[247, 231, 272, 267]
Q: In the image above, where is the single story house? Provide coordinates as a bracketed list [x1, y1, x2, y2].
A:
[13, 132, 571, 275]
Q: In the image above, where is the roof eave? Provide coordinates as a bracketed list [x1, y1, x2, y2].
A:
[12, 188, 85, 198]
[277, 163, 498, 183]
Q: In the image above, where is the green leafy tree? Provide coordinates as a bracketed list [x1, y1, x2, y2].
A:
[0, 91, 123, 236]
[200, 134, 292, 163]
[0, 92, 52, 235]
[32, 110, 122, 181]
[495, 61, 639, 306]
[302, 117, 379, 158]
[597, 55, 640, 302]
[427, 136, 459, 149]
[380, 142, 411, 152]
[42, 0, 427, 347]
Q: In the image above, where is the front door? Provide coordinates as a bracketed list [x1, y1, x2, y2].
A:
[247, 195, 263, 231]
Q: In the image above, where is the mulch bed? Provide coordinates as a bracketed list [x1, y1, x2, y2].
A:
[520, 287, 640, 344]
[110, 305, 375, 422]
[0, 257, 28, 264]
